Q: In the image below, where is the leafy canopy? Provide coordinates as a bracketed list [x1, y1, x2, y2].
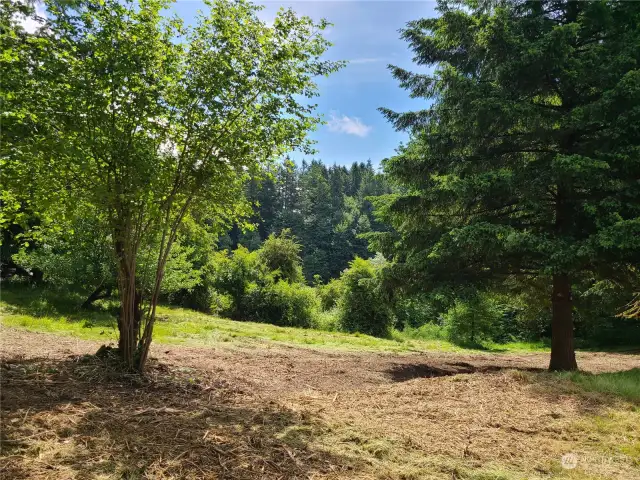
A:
[2, 0, 342, 369]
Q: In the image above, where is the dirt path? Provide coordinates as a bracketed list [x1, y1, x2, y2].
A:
[1, 327, 639, 480]
[2, 327, 637, 396]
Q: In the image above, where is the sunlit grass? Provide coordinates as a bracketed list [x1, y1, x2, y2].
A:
[0, 286, 545, 354]
[392, 322, 548, 353]
[560, 368, 640, 402]
[0, 305, 458, 353]
[484, 340, 549, 352]
[2, 313, 119, 341]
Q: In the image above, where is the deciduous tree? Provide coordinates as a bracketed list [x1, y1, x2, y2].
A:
[3, 0, 341, 370]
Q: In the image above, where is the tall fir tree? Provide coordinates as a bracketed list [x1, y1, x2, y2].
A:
[299, 161, 334, 281]
[375, 0, 640, 370]
[274, 158, 304, 235]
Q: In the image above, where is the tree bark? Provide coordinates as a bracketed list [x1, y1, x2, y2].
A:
[115, 238, 138, 370]
[136, 197, 191, 372]
[548, 273, 578, 371]
[136, 237, 170, 371]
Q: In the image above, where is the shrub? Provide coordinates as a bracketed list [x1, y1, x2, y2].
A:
[171, 285, 234, 315]
[317, 278, 345, 311]
[397, 322, 448, 341]
[244, 278, 318, 328]
[392, 294, 438, 329]
[13, 214, 115, 297]
[443, 294, 504, 346]
[315, 307, 340, 331]
[170, 284, 212, 312]
[207, 246, 261, 318]
[205, 241, 321, 326]
[208, 290, 234, 315]
[338, 257, 392, 337]
[257, 229, 303, 283]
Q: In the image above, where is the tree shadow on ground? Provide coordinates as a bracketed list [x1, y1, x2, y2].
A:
[0, 355, 357, 479]
[386, 361, 545, 382]
[0, 285, 117, 327]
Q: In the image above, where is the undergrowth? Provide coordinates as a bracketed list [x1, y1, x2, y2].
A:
[1, 285, 546, 354]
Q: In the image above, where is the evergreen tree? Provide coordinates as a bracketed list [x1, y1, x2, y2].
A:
[218, 158, 396, 282]
[254, 176, 278, 240]
[274, 158, 304, 236]
[299, 161, 334, 280]
[375, 0, 640, 371]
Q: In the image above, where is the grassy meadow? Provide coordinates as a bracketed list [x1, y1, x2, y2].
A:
[0, 285, 547, 354]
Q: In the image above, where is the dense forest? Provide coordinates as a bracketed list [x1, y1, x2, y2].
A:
[220, 159, 393, 281]
[2, 0, 640, 375]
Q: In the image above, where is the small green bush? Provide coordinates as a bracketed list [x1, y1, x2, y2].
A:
[315, 307, 340, 331]
[443, 294, 504, 346]
[208, 290, 234, 315]
[398, 322, 448, 341]
[338, 257, 392, 338]
[244, 278, 318, 328]
[317, 278, 345, 311]
[257, 229, 303, 283]
[207, 246, 261, 318]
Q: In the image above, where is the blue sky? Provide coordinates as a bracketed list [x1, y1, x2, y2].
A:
[24, 1, 437, 167]
[171, 1, 438, 167]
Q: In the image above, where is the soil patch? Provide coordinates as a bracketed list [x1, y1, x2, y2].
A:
[2, 328, 639, 479]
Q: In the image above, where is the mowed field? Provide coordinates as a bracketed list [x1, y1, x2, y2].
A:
[1, 297, 640, 479]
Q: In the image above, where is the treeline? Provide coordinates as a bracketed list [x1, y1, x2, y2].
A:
[4, 154, 640, 351]
[219, 159, 393, 282]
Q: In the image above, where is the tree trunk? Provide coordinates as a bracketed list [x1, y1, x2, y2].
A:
[115, 239, 138, 370]
[117, 273, 137, 370]
[548, 273, 578, 371]
[136, 250, 167, 371]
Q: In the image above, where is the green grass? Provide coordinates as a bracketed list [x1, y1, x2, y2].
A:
[561, 368, 640, 403]
[393, 322, 548, 353]
[0, 286, 546, 354]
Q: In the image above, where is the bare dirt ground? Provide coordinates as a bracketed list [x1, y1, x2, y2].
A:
[1, 328, 639, 479]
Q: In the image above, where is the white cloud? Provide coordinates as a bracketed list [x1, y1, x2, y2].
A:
[327, 112, 372, 138]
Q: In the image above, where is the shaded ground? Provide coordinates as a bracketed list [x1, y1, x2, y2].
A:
[1, 327, 639, 479]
